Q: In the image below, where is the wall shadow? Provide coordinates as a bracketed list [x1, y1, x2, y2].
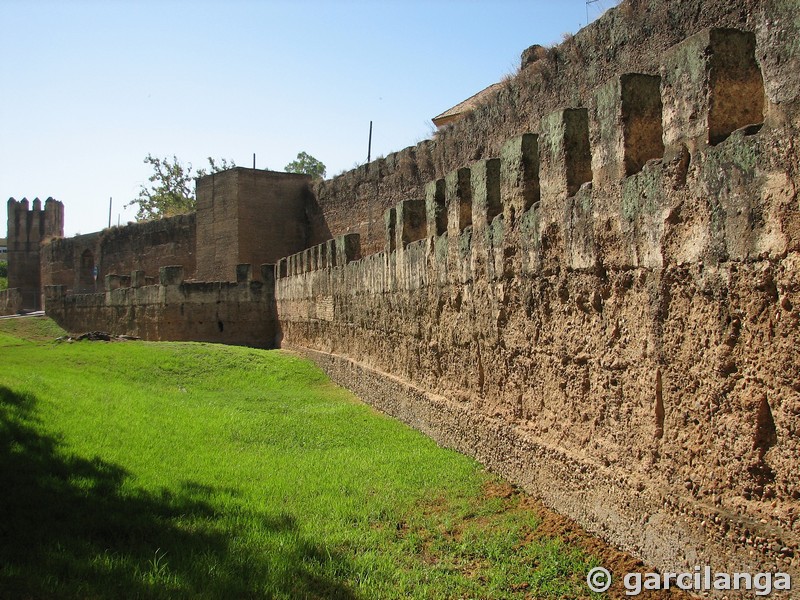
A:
[0, 386, 356, 599]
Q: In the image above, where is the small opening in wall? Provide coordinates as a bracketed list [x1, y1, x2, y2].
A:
[217, 320, 224, 332]
[708, 30, 765, 146]
[564, 108, 593, 196]
[78, 249, 95, 292]
[621, 74, 665, 177]
[426, 179, 448, 238]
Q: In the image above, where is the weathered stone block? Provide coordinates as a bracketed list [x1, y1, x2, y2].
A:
[384, 207, 396, 252]
[236, 264, 252, 284]
[325, 239, 336, 269]
[131, 270, 146, 288]
[540, 108, 592, 203]
[425, 179, 447, 238]
[396, 199, 426, 248]
[591, 74, 664, 185]
[500, 134, 539, 222]
[159, 265, 184, 286]
[471, 158, 501, 227]
[661, 28, 764, 152]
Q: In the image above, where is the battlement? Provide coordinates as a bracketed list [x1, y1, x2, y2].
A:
[276, 233, 361, 278]
[379, 29, 765, 259]
[6, 196, 64, 246]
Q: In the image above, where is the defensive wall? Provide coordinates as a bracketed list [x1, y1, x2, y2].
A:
[0, 168, 312, 316]
[44, 263, 278, 347]
[40, 213, 197, 295]
[275, 18, 800, 586]
[20, 0, 800, 589]
[195, 168, 312, 281]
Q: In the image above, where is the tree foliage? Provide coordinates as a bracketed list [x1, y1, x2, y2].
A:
[127, 154, 235, 221]
[284, 152, 326, 179]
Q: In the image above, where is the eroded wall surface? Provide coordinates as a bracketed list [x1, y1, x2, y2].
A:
[276, 21, 800, 582]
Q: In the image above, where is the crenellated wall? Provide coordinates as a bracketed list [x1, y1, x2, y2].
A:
[306, 0, 800, 258]
[275, 25, 800, 584]
[40, 213, 196, 295]
[7, 197, 64, 310]
[33, 0, 800, 586]
[45, 263, 278, 347]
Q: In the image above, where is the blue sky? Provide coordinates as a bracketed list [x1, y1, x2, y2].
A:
[1, 0, 619, 237]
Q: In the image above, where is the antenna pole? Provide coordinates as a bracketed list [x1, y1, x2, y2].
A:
[367, 121, 373, 164]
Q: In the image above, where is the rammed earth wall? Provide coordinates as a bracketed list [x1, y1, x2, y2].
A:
[307, 0, 800, 257]
[276, 13, 800, 585]
[41, 213, 197, 294]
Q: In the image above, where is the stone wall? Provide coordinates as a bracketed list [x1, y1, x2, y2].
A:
[41, 214, 196, 294]
[275, 24, 800, 583]
[307, 0, 799, 257]
[0, 288, 23, 316]
[45, 264, 278, 347]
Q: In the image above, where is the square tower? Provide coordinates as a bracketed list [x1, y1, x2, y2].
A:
[195, 168, 313, 281]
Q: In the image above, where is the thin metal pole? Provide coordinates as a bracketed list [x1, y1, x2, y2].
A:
[367, 121, 373, 164]
[253, 153, 256, 169]
[108, 197, 112, 228]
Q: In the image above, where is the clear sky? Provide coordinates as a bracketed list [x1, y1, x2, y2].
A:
[1, 0, 620, 237]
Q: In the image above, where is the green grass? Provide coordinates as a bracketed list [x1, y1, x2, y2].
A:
[0, 317, 601, 599]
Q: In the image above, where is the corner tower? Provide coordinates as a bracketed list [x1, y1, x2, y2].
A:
[7, 197, 64, 310]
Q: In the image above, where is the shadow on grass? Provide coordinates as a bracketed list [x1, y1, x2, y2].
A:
[0, 386, 356, 599]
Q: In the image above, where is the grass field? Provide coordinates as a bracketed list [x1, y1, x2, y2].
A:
[0, 317, 601, 599]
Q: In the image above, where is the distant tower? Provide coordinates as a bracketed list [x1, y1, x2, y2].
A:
[6, 197, 64, 310]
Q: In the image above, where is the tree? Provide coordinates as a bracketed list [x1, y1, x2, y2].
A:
[127, 154, 235, 221]
[284, 152, 326, 179]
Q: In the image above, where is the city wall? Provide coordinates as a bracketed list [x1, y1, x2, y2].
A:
[33, 0, 800, 586]
[41, 213, 196, 294]
[45, 264, 277, 347]
[275, 22, 800, 582]
[195, 168, 312, 281]
[7, 197, 63, 310]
